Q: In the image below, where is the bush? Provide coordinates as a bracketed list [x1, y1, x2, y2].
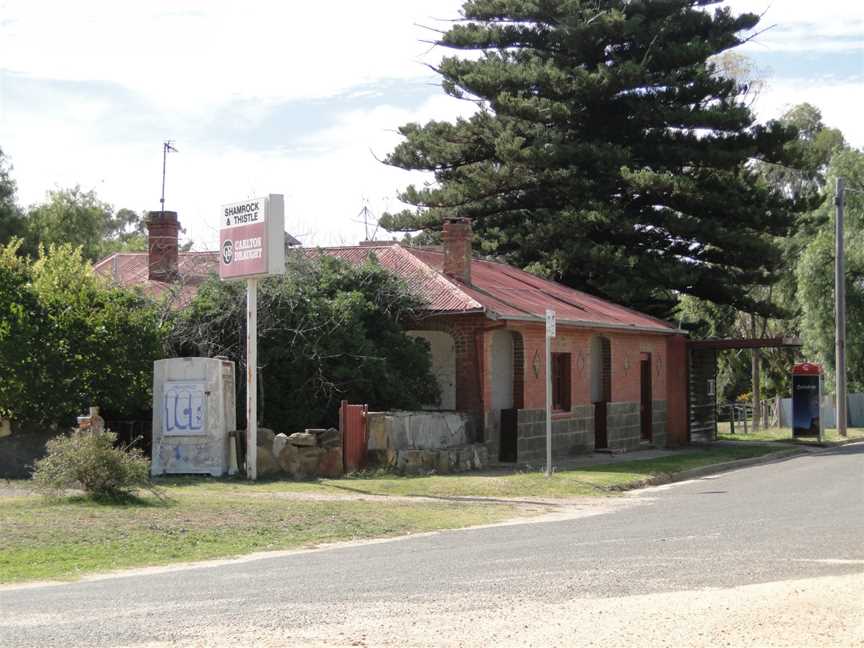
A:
[32, 429, 152, 499]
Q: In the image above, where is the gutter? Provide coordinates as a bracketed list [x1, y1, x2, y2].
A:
[499, 314, 683, 336]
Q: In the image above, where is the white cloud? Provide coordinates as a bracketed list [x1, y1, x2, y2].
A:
[721, 0, 864, 52]
[0, 1, 466, 111]
[752, 76, 864, 146]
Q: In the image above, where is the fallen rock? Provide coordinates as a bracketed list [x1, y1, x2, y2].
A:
[256, 445, 280, 477]
[288, 432, 317, 447]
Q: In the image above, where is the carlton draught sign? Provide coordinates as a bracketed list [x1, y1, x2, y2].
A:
[219, 195, 285, 280]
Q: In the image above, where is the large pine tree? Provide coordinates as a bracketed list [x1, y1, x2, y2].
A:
[382, 0, 804, 317]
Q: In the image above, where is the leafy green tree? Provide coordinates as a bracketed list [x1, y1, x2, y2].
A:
[0, 240, 164, 427]
[23, 187, 151, 260]
[382, 0, 805, 318]
[170, 254, 439, 432]
[0, 148, 24, 246]
[798, 148, 864, 392]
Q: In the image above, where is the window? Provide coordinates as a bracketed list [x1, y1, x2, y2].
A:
[552, 353, 571, 411]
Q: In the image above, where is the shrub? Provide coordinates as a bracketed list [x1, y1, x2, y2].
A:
[32, 429, 152, 499]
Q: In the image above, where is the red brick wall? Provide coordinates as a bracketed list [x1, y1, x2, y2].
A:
[499, 323, 669, 410]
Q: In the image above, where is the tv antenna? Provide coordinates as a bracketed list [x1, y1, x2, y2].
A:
[160, 140, 178, 216]
[353, 197, 380, 241]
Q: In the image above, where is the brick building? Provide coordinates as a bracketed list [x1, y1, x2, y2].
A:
[95, 212, 690, 463]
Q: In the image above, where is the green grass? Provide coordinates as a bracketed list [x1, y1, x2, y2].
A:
[0, 444, 787, 584]
[717, 423, 864, 446]
[320, 445, 788, 499]
[0, 484, 514, 584]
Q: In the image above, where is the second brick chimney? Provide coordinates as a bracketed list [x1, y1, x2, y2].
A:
[442, 217, 472, 285]
[146, 210, 180, 281]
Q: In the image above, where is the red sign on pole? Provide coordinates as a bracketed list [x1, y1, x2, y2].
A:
[219, 195, 285, 281]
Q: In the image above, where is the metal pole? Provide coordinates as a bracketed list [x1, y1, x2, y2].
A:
[246, 277, 258, 480]
[836, 177, 847, 438]
[160, 143, 167, 216]
[545, 330, 552, 477]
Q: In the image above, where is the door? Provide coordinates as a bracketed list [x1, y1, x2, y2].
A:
[640, 353, 653, 442]
[499, 408, 518, 462]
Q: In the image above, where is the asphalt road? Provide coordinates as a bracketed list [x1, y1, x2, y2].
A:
[2, 444, 863, 647]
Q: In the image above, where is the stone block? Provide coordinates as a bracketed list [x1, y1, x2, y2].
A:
[472, 445, 489, 470]
[296, 446, 325, 478]
[288, 432, 317, 447]
[256, 445, 281, 477]
[277, 443, 299, 474]
[318, 447, 343, 478]
[257, 427, 276, 448]
[272, 433, 289, 457]
[317, 427, 341, 448]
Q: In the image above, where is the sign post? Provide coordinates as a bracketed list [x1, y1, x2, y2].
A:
[545, 309, 556, 478]
[219, 195, 285, 480]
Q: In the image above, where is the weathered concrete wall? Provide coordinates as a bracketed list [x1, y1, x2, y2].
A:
[515, 405, 594, 464]
[367, 411, 473, 451]
[606, 401, 641, 451]
[151, 357, 236, 477]
[652, 400, 667, 448]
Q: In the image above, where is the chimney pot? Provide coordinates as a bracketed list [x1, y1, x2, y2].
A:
[442, 217, 472, 284]
[146, 211, 180, 281]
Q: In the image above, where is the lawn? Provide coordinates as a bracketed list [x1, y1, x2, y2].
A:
[0, 484, 514, 584]
[717, 422, 864, 446]
[323, 444, 790, 499]
[0, 443, 787, 584]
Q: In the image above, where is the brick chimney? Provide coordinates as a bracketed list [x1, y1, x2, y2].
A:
[442, 217, 472, 284]
[146, 211, 179, 281]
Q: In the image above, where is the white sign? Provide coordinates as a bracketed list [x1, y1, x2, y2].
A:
[546, 309, 556, 338]
[163, 381, 206, 436]
[219, 195, 286, 280]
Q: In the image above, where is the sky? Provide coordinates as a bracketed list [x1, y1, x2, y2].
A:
[0, 0, 861, 251]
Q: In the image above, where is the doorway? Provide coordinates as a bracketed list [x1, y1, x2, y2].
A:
[591, 336, 611, 449]
[640, 352, 653, 442]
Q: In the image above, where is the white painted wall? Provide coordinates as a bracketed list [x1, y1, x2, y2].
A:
[406, 330, 456, 410]
[491, 329, 514, 411]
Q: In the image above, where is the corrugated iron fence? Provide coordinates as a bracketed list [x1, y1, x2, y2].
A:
[340, 401, 368, 472]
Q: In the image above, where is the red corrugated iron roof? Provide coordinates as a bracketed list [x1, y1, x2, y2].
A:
[93, 251, 218, 308]
[405, 248, 676, 333]
[308, 246, 482, 313]
[94, 245, 675, 332]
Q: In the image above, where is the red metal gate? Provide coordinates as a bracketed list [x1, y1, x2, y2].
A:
[340, 401, 368, 472]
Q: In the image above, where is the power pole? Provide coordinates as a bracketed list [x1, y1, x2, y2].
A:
[835, 177, 847, 437]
